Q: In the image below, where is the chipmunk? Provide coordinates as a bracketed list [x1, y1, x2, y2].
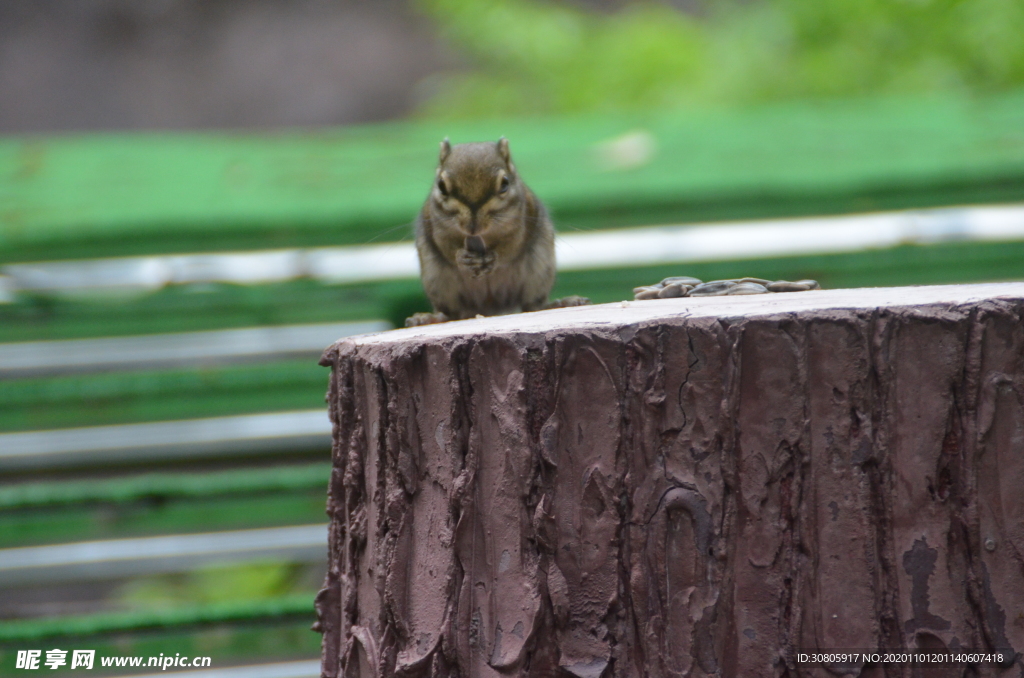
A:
[406, 138, 588, 327]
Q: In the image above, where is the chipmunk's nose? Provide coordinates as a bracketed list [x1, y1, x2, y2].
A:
[465, 235, 486, 254]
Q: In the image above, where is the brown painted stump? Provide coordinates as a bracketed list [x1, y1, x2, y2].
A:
[316, 283, 1024, 678]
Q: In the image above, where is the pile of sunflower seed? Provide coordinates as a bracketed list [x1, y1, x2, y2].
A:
[633, 276, 821, 300]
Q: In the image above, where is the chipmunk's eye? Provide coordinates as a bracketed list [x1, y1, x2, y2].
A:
[437, 178, 449, 197]
[498, 176, 510, 194]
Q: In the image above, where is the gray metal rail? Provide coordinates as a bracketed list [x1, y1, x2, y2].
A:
[3, 204, 1023, 294]
[0, 410, 331, 471]
[0, 321, 388, 378]
[0, 524, 328, 585]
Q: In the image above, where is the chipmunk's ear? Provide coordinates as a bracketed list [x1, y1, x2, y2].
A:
[439, 138, 451, 164]
[497, 137, 510, 164]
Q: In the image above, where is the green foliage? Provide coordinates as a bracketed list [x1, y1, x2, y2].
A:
[414, 0, 1024, 118]
[117, 563, 316, 610]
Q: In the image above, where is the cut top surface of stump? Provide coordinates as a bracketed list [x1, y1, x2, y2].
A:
[331, 283, 1024, 350]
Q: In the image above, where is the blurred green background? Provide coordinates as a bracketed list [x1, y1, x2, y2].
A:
[1, 0, 1023, 675]
[416, 0, 1024, 117]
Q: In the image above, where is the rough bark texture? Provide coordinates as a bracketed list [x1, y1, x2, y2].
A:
[316, 284, 1024, 678]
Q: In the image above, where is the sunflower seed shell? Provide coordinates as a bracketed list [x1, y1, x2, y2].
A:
[767, 281, 811, 292]
[689, 280, 737, 296]
[726, 282, 769, 295]
[635, 288, 662, 300]
[659, 276, 703, 287]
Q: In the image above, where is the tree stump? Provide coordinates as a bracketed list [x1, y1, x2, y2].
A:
[316, 283, 1024, 678]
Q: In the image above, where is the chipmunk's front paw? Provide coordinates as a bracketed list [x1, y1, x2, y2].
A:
[405, 312, 450, 327]
[545, 295, 591, 309]
[457, 235, 496, 277]
[457, 250, 496, 277]
[633, 276, 819, 300]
